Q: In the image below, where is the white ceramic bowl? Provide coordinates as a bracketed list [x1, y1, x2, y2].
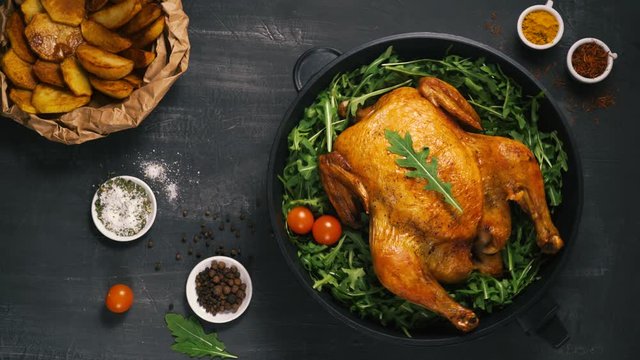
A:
[186, 256, 253, 323]
[566, 37, 617, 83]
[91, 176, 157, 242]
[517, 0, 564, 50]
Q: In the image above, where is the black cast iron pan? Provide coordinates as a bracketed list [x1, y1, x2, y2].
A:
[267, 33, 583, 347]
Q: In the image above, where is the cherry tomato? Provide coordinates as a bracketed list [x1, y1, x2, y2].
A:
[287, 206, 315, 235]
[312, 215, 342, 245]
[105, 284, 134, 313]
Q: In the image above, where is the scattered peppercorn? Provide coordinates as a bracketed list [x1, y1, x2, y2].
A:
[195, 260, 247, 315]
[188, 247, 193, 255]
[155, 262, 161, 271]
[168, 303, 174, 311]
[182, 210, 188, 217]
[196, 253, 202, 259]
[147, 239, 154, 248]
[176, 252, 182, 261]
[205, 210, 211, 217]
[218, 223, 225, 231]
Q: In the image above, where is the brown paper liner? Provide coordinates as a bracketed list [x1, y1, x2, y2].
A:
[0, 0, 190, 144]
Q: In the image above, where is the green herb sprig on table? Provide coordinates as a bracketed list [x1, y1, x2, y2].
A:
[165, 313, 237, 359]
[385, 130, 463, 213]
[279, 47, 568, 335]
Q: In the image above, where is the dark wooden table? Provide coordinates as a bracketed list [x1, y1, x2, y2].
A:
[1, 0, 637, 359]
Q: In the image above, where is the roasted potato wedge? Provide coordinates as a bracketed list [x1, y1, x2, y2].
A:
[41, 0, 85, 26]
[6, 12, 36, 64]
[123, 73, 142, 88]
[32, 84, 91, 113]
[76, 43, 134, 80]
[131, 16, 165, 48]
[25, 13, 83, 62]
[61, 57, 93, 96]
[81, 19, 132, 53]
[86, 0, 109, 12]
[21, 0, 45, 23]
[119, 47, 156, 69]
[9, 88, 38, 114]
[33, 60, 66, 87]
[89, 77, 134, 99]
[121, 2, 162, 35]
[90, 0, 142, 29]
[1, 49, 37, 90]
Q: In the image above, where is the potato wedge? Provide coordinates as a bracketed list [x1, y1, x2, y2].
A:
[89, 77, 133, 99]
[32, 84, 91, 113]
[41, 0, 85, 26]
[9, 88, 38, 114]
[25, 13, 83, 62]
[121, 3, 162, 35]
[81, 19, 132, 53]
[123, 73, 142, 88]
[33, 60, 66, 87]
[131, 16, 165, 48]
[6, 12, 37, 64]
[119, 47, 156, 69]
[1, 49, 37, 90]
[86, 0, 108, 12]
[21, 0, 45, 23]
[76, 43, 134, 80]
[61, 57, 93, 96]
[90, 0, 142, 29]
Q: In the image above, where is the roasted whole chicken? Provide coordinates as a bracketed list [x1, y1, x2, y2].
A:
[318, 77, 563, 332]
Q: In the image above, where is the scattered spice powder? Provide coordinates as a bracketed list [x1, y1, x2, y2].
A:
[484, 11, 502, 36]
[571, 42, 609, 78]
[521, 10, 559, 45]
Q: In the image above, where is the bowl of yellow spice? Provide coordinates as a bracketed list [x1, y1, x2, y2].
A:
[517, 0, 564, 50]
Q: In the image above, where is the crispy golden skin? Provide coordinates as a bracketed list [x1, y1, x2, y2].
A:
[89, 77, 133, 99]
[121, 2, 162, 35]
[76, 43, 134, 80]
[119, 47, 156, 69]
[24, 13, 82, 62]
[318, 78, 563, 332]
[31, 84, 90, 113]
[131, 16, 165, 48]
[1, 49, 37, 90]
[89, 0, 142, 29]
[86, 0, 108, 12]
[123, 73, 143, 88]
[33, 60, 65, 87]
[41, 0, 85, 26]
[9, 88, 38, 114]
[81, 19, 132, 53]
[21, 0, 45, 23]
[6, 12, 36, 64]
[60, 57, 93, 97]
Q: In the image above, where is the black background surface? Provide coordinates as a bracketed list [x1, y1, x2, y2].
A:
[1, 0, 638, 359]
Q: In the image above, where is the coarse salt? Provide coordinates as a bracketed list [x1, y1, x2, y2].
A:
[96, 178, 151, 237]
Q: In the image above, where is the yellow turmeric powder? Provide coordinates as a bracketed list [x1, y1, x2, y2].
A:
[522, 10, 559, 45]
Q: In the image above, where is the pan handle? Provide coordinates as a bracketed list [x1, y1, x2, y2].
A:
[293, 47, 342, 91]
[517, 294, 569, 348]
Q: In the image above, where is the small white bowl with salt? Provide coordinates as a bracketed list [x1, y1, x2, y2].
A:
[91, 176, 157, 242]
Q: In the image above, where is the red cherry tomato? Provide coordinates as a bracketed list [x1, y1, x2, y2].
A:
[105, 284, 134, 313]
[312, 215, 342, 245]
[287, 206, 315, 235]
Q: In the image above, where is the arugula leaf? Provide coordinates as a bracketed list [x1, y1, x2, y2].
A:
[165, 313, 237, 359]
[385, 130, 463, 213]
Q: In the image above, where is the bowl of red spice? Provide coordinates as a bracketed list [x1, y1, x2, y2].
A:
[567, 38, 617, 84]
[517, 0, 564, 50]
